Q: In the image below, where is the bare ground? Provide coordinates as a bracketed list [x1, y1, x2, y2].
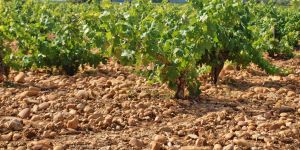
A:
[1, 56, 300, 150]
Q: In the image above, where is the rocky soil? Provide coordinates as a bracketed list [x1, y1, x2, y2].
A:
[1, 56, 300, 150]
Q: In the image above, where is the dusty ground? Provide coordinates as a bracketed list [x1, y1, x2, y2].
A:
[1, 55, 300, 150]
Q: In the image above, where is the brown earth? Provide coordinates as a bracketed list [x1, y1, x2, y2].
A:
[1, 55, 300, 150]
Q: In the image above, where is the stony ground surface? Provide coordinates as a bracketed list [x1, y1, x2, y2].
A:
[1, 55, 300, 150]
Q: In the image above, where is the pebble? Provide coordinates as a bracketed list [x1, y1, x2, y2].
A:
[29, 86, 41, 92]
[76, 90, 89, 99]
[66, 117, 79, 129]
[18, 108, 30, 119]
[103, 115, 113, 126]
[280, 113, 288, 117]
[224, 133, 234, 140]
[129, 138, 144, 148]
[53, 145, 65, 150]
[138, 91, 150, 99]
[187, 134, 198, 140]
[76, 103, 85, 110]
[14, 72, 25, 83]
[151, 141, 162, 150]
[154, 116, 162, 123]
[177, 130, 185, 136]
[30, 140, 52, 150]
[287, 91, 296, 97]
[278, 106, 295, 113]
[0, 132, 13, 141]
[12, 133, 21, 141]
[154, 135, 168, 144]
[237, 121, 247, 126]
[19, 91, 38, 98]
[15, 146, 26, 150]
[38, 102, 50, 110]
[269, 122, 285, 130]
[233, 139, 250, 147]
[180, 146, 211, 150]
[53, 112, 64, 122]
[5, 119, 23, 131]
[66, 104, 77, 110]
[195, 138, 206, 146]
[47, 94, 58, 101]
[159, 126, 173, 133]
[83, 106, 93, 113]
[213, 144, 222, 150]
[31, 115, 41, 121]
[222, 144, 234, 150]
[128, 117, 137, 126]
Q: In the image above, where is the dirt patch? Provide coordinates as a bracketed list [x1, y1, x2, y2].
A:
[1, 57, 300, 149]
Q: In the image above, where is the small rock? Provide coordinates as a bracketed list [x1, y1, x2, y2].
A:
[280, 113, 288, 117]
[251, 134, 264, 140]
[32, 105, 39, 113]
[159, 127, 173, 133]
[66, 104, 77, 110]
[76, 90, 89, 99]
[195, 137, 206, 146]
[222, 144, 234, 150]
[154, 135, 167, 144]
[138, 91, 150, 99]
[187, 134, 198, 140]
[269, 122, 285, 130]
[88, 113, 103, 120]
[47, 94, 58, 101]
[213, 144, 222, 150]
[237, 121, 247, 126]
[49, 132, 57, 138]
[15, 146, 26, 150]
[25, 99, 40, 104]
[18, 108, 30, 119]
[233, 139, 250, 147]
[69, 109, 77, 115]
[53, 112, 64, 123]
[224, 133, 234, 140]
[129, 138, 144, 148]
[177, 130, 185, 137]
[30, 140, 52, 150]
[19, 91, 39, 98]
[278, 106, 295, 113]
[38, 102, 50, 110]
[0, 132, 13, 141]
[263, 112, 272, 119]
[154, 116, 162, 123]
[83, 106, 93, 113]
[270, 76, 281, 81]
[76, 103, 85, 110]
[12, 133, 21, 141]
[287, 91, 296, 97]
[66, 117, 79, 129]
[31, 115, 41, 121]
[151, 141, 162, 150]
[53, 145, 65, 150]
[103, 115, 113, 126]
[253, 87, 263, 93]
[128, 117, 138, 126]
[180, 146, 210, 150]
[163, 108, 174, 116]
[14, 72, 25, 83]
[5, 119, 23, 131]
[29, 86, 41, 92]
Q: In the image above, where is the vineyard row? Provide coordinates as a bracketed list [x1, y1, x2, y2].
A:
[0, 0, 299, 98]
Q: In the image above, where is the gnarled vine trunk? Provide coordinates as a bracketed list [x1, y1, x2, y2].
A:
[175, 74, 185, 99]
[0, 51, 9, 81]
[211, 61, 225, 84]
